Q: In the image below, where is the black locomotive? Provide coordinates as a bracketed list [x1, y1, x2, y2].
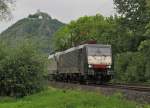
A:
[48, 44, 112, 84]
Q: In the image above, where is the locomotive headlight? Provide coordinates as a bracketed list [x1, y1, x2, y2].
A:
[88, 64, 92, 68]
[107, 65, 111, 68]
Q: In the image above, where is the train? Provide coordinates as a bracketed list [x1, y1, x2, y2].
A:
[48, 44, 113, 84]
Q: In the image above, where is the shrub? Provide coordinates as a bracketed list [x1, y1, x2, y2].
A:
[0, 40, 47, 97]
[114, 52, 149, 83]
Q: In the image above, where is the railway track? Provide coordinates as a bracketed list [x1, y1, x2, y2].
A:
[50, 81, 150, 92]
[100, 83, 150, 92]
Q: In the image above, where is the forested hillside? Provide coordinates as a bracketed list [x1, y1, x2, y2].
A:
[53, 0, 150, 83]
[0, 11, 65, 52]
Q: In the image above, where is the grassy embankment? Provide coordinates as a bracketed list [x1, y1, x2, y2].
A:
[0, 87, 149, 108]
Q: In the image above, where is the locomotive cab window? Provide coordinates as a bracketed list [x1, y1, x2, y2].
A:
[87, 46, 111, 56]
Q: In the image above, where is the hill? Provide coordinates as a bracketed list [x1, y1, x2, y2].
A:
[0, 11, 65, 53]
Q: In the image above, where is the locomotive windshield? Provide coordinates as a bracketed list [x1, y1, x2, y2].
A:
[87, 46, 111, 56]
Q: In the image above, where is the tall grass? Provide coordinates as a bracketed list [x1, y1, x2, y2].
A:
[0, 87, 149, 108]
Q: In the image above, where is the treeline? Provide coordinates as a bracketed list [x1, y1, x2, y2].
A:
[0, 40, 47, 97]
[53, 0, 150, 83]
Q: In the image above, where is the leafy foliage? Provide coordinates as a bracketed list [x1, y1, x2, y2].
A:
[53, 15, 134, 54]
[0, 0, 14, 20]
[0, 40, 47, 97]
[114, 52, 149, 83]
[113, 0, 150, 51]
[112, 0, 150, 83]
[113, 0, 150, 32]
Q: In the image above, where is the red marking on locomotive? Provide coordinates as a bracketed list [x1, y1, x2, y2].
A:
[80, 40, 97, 45]
[92, 64, 107, 69]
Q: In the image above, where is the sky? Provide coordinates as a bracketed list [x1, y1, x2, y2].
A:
[0, 0, 115, 33]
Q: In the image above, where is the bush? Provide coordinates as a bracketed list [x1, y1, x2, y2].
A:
[0, 40, 47, 97]
[114, 52, 149, 83]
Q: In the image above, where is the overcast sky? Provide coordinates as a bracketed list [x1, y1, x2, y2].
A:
[0, 0, 115, 33]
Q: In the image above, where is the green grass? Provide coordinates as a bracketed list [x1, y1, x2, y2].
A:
[0, 87, 149, 108]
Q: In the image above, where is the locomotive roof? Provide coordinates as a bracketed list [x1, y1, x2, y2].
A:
[64, 44, 111, 54]
[48, 44, 111, 59]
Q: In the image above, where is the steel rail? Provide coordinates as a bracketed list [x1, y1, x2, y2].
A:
[50, 81, 150, 92]
[100, 83, 150, 92]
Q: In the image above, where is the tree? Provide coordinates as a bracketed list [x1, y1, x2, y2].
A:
[138, 40, 150, 83]
[144, 21, 150, 38]
[138, 40, 150, 53]
[53, 15, 113, 51]
[114, 52, 148, 83]
[0, 40, 47, 97]
[53, 15, 135, 54]
[113, 0, 150, 32]
[52, 26, 71, 51]
[113, 0, 150, 51]
[0, 0, 14, 20]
